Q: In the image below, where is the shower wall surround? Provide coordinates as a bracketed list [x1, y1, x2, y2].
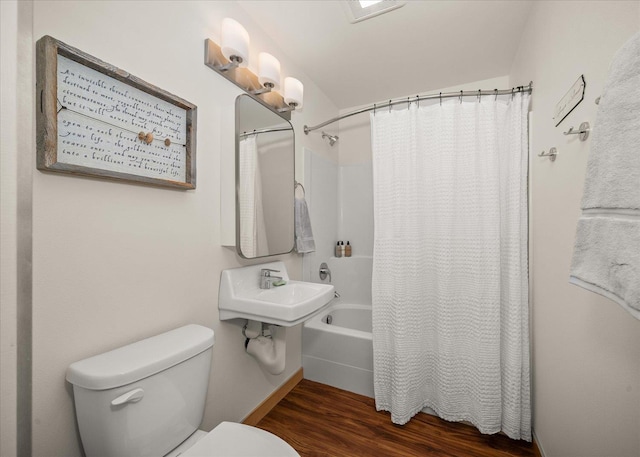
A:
[301, 148, 373, 282]
[302, 148, 338, 281]
[339, 164, 374, 256]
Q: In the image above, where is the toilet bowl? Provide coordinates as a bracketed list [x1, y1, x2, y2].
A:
[171, 422, 298, 457]
[66, 325, 299, 457]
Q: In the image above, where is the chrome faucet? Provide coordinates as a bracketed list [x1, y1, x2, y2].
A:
[260, 268, 282, 289]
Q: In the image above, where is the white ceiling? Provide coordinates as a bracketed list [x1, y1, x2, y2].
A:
[237, 0, 533, 110]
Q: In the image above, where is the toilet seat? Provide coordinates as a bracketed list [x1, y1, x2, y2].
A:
[180, 422, 299, 457]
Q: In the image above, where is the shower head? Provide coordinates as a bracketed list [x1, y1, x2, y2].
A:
[321, 131, 339, 146]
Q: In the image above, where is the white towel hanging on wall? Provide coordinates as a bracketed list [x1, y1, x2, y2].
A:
[294, 182, 316, 254]
[569, 31, 640, 320]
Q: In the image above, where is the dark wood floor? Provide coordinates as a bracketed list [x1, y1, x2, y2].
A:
[257, 379, 539, 457]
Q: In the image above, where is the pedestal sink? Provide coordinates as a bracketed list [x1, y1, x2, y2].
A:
[218, 261, 335, 327]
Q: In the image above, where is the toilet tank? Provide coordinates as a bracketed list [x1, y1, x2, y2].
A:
[66, 325, 214, 457]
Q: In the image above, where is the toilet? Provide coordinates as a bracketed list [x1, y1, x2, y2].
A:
[66, 324, 299, 457]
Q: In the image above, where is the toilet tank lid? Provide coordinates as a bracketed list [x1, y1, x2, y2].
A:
[66, 324, 214, 390]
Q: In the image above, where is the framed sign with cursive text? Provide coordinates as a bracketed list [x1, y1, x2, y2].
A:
[553, 75, 585, 127]
[36, 35, 197, 189]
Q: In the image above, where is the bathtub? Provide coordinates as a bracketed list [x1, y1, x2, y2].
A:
[302, 302, 374, 398]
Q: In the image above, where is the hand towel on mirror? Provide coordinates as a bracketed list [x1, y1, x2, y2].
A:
[295, 195, 316, 253]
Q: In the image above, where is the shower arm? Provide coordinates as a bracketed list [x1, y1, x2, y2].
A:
[303, 82, 533, 134]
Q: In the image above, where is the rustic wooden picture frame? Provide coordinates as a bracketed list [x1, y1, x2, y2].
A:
[36, 35, 197, 189]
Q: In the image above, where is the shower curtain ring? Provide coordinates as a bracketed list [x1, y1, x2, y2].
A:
[511, 88, 515, 99]
[460, 90, 463, 104]
[388, 100, 392, 113]
[373, 103, 376, 115]
[407, 97, 410, 110]
[494, 89, 498, 101]
[439, 92, 442, 106]
[478, 89, 481, 102]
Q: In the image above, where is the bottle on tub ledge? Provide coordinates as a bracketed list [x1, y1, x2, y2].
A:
[340, 241, 345, 257]
[335, 241, 342, 258]
[345, 241, 352, 257]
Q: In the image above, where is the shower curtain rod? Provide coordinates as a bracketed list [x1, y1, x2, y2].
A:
[239, 126, 293, 138]
[303, 81, 533, 134]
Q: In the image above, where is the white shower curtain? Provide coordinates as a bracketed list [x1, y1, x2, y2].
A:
[239, 136, 269, 257]
[371, 92, 531, 440]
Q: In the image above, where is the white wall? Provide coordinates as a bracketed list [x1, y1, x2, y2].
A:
[1, 2, 20, 455]
[510, 2, 640, 456]
[30, 1, 338, 455]
[337, 76, 510, 257]
[1, 1, 34, 455]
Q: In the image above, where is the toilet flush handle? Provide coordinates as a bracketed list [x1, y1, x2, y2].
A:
[111, 388, 144, 406]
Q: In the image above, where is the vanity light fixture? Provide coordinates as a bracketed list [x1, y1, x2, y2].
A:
[204, 18, 303, 119]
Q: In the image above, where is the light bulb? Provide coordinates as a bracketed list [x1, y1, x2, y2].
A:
[258, 52, 281, 90]
[284, 77, 304, 109]
[221, 18, 249, 68]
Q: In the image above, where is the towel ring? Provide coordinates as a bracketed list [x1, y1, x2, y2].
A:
[295, 181, 306, 197]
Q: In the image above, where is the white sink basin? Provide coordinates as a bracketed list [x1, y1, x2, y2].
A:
[219, 261, 335, 326]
